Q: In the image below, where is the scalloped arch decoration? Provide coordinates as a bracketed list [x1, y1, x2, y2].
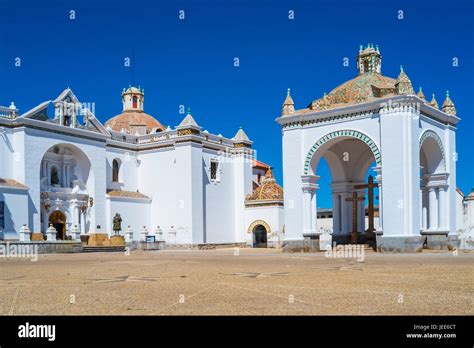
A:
[247, 220, 271, 234]
[419, 130, 446, 171]
[303, 130, 381, 175]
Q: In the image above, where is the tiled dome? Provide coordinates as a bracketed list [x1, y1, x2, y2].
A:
[246, 168, 283, 201]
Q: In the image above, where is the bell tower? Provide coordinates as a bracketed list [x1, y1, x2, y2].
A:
[357, 43, 382, 75]
[122, 86, 145, 112]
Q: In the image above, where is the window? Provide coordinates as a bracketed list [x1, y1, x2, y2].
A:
[51, 166, 59, 186]
[132, 96, 138, 108]
[210, 161, 219, 181]
[112, 159, 120, 182]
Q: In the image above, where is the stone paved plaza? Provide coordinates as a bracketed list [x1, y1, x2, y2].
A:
[0, 248, 472, 315]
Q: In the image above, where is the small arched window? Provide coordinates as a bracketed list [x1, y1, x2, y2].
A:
[112, 159, 120, 182]
[132, 96, 138, 108]
[51, 166, 59, 186]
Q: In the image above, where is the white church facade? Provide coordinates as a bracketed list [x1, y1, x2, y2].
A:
[0, 86, 284, 249]
[0, 45, 472, 252]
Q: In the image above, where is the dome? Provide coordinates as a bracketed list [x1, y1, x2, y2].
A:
[246, 168, 283, 201]
[105, 110, 165, 135]
[309, 72, 397, 110]
[105, 86, 166, 135]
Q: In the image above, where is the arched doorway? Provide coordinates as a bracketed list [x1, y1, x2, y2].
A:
[253, 225, 268, 248]
[49, 210, 67, 240]
[303, 131, 381, 245]
[419, 131, 448, 234]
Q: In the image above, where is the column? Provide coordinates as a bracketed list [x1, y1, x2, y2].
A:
[303, 188, 313, 233]
[311, 190, 317, 233]
[61, 163, 67, 187]
[422, 189, 428, 230]
[46, 162, 51, 185]
[428, 187, 438, 230]
[358, 193, 365, 233]
[340, 193, 349, 234]
[80, 211, 86, 234]
[373, 166, 383, 233]
[438, 187, 446, 229]
[332, 193, 340, 234]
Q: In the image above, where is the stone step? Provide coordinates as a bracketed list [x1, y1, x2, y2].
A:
[82, 246, 125, 253]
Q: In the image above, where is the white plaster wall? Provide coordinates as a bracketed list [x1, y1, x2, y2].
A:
[106, 147, 139, 192]
[202, 149, 236, 243]
[0, 128, 16, 179]
[245, 205, 284, 246]
[106, 197, 151, 240]
[379, 108, 420, 237]
[136, 148, 179, 242]
[22, 127, 107, 234]
[0, 188, 29, 240]
[456, 190, 465, 232]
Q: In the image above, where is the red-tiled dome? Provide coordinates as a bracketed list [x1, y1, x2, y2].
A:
[105, 110, 165, 134]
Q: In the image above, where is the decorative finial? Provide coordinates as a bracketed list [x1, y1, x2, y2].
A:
[400, 65, 404, 72]
[187, 107, 191, 115]
[359, 44, 363, 52]
[446, 90, 450, 97]
[287, 88, 291, 96]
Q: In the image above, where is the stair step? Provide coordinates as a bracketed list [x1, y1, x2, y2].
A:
[82, 246, 125, 252]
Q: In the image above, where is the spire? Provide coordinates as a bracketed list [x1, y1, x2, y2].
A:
[178, 108, 200, 128]
[281, 88, 295, 116]
[234, 126, 250, 142]
[264, 167, 275, 181]
[441, 90, 456, 115]
[233, 126, 252, 148]
[428, 93, 439, 109]
[396, 65, 415, 95]
[417, 87, 426, 101]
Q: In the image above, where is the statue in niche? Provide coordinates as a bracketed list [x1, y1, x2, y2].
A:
[112, 213, 122, 235]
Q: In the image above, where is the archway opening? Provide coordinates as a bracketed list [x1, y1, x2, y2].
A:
[49, 210, 66, 240]
[308, 134, 380, 245]
[253, 225, 268, 248]
[40, 143, 93, 236]
[419, 133, 447, 234]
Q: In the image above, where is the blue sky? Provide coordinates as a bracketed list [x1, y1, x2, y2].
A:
[0, 0, 472, 207]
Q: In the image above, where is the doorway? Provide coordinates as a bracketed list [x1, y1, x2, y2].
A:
[253, 225, 268, 248]
[49, 210, 66, 240]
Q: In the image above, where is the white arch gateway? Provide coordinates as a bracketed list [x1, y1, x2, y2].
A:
[277, 45, 460, 252]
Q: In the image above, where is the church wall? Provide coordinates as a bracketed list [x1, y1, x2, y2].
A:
[106, 196, 151, 240]
[0, 188, 29, 240]
[282, 126, 304, 243]
[136, 147, 180, 243]
[0, 128, 16, 180]
[232, 151, 254, 243]
[22, 127, 107, 234]
[202, 149, 237, 243]
[245, 205, 284, 247]
[379, 108, 421, 238]
[456, 190, 465, 232]
[105, 147, 139, 192]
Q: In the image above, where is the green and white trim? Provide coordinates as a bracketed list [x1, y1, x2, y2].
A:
[303, 129, 381, 175]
